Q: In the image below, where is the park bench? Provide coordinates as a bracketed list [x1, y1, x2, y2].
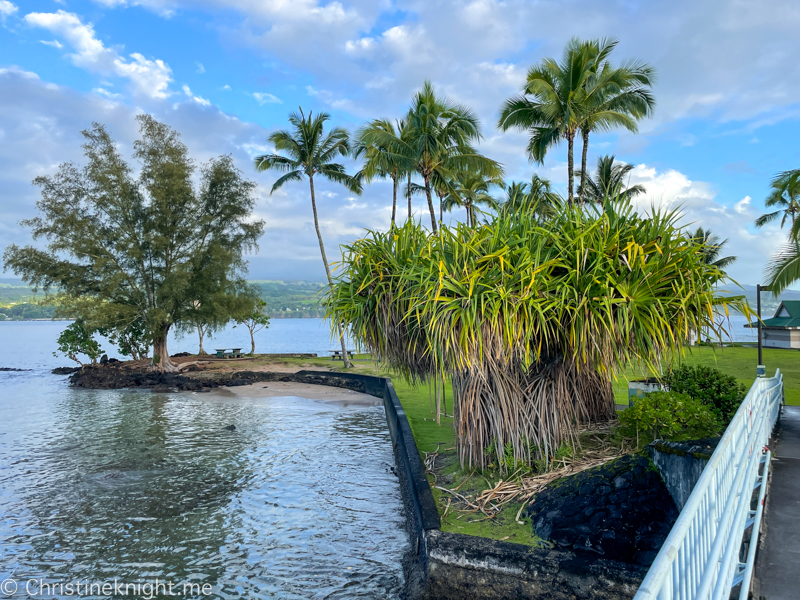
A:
[215, 348, 244, 359]
[328, 349, 355, 361]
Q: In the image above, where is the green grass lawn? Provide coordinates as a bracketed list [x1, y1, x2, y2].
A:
[612, 345, 800, 406]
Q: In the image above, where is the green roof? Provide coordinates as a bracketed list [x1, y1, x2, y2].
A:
[744, 301, 800, 328]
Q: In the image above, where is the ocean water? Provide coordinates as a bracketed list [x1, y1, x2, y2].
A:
[0, 321, 410, 599]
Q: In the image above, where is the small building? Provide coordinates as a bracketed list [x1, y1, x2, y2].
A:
[745, 300, 800, 349]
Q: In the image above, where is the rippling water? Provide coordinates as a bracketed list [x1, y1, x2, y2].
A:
[0, 323, 409, 599]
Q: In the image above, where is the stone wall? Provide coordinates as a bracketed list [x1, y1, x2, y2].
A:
[647, 438, 718, 511]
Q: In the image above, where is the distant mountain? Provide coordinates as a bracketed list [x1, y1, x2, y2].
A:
[715, 284, 800, 317]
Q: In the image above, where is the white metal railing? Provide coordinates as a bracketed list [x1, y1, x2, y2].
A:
[634, 369, 784, 600]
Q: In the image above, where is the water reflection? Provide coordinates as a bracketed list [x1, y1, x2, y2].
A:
[0, 377, 408, 599]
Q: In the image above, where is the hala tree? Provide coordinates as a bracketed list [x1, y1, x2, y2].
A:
[235, 297, 270, 355]
[325, 200, 751, 472]
[3, 115, 264, 372]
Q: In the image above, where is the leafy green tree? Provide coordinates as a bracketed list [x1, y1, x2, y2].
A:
[686, 227, 737, 271]
[235, 297, 271, 354]
[3, 115, 264, 372]
[54, 320, 104, 366]
[253, 108, 360, 367]
[576, 155, 646, 203]
[104, 318, 150, 361]
[755, 169, 800, 236]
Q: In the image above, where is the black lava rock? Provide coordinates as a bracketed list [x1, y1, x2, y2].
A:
[526, 454, 678, 566]
[51, 366, 80, 375]
[2, 367, 33, 372]
[171, 352, 191, 358]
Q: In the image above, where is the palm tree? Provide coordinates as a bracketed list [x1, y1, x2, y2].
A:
[577, 155, 646, 203]
[755, 169, 800, 237]
[686, 227, 737, 270]
[498, 39, 597, 204]
[577, 39, 655, 200]
[366, 81, 502, 232]
[443, 173, 500, 226]
[499, 174, 561, 221]
[354, 119, 411, 228]
[254, 108, 361, 367]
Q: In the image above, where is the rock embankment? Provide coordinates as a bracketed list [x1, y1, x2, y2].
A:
[526, 454, 678, 566]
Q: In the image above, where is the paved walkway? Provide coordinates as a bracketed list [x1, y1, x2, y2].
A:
[754, 405, 800, 600]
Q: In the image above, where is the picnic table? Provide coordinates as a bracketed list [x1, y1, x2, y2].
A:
[215, 348, 244, 359]
[328, 349, 355, 361]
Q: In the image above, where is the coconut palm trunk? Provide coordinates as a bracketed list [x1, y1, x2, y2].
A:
[391, 174, 397, 227]
[424, 176, 438, 233]
[309, 174, 351, 367]
[407, 173, 412, 220]
[579, 128, 590, 202]
[567, 132, 575, 204]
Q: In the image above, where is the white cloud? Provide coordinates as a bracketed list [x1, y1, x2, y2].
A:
[24, 10, 173, 99]
[195, 62, 205, 74]
[40, 39, 63, 49]
[0, 1, 17, 19]
[627, 164, 783, 286]
[93, 86, 121, 99]
[222, 84, 231, 91]
[182, 84, 210, 106]
[252, 91, 282, 105]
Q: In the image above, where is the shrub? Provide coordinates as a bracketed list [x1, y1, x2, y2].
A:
[53, 320, 104, 366]
[619, 391, 721, 444]
[665, 365, 747, 423]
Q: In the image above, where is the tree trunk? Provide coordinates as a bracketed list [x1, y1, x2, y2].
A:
[391, 175, 397, 227]
[567, 131, 575, 205]
[151, 324, 178, 372]
[438, 189, 443, 225]
[249, 327, 256, 355]
[197, 324, 207, 355]
[579, 128, 590, 203]
[407, 172, 412, 220]
[309, 174, 352, 368]
[424, 176, 438, 233]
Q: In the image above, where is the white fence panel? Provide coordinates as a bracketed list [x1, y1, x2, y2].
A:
[634, 370, 783, 600]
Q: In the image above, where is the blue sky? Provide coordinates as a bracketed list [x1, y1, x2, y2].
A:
[1, 0, 799, 285]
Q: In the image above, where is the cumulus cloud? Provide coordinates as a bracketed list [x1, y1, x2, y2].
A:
[0, 1, 17, 19]
[24, 10, 173, 99]
[627, 164, 783, 285]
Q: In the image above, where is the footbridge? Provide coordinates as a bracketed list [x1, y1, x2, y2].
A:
[634, 370, 797, 600]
